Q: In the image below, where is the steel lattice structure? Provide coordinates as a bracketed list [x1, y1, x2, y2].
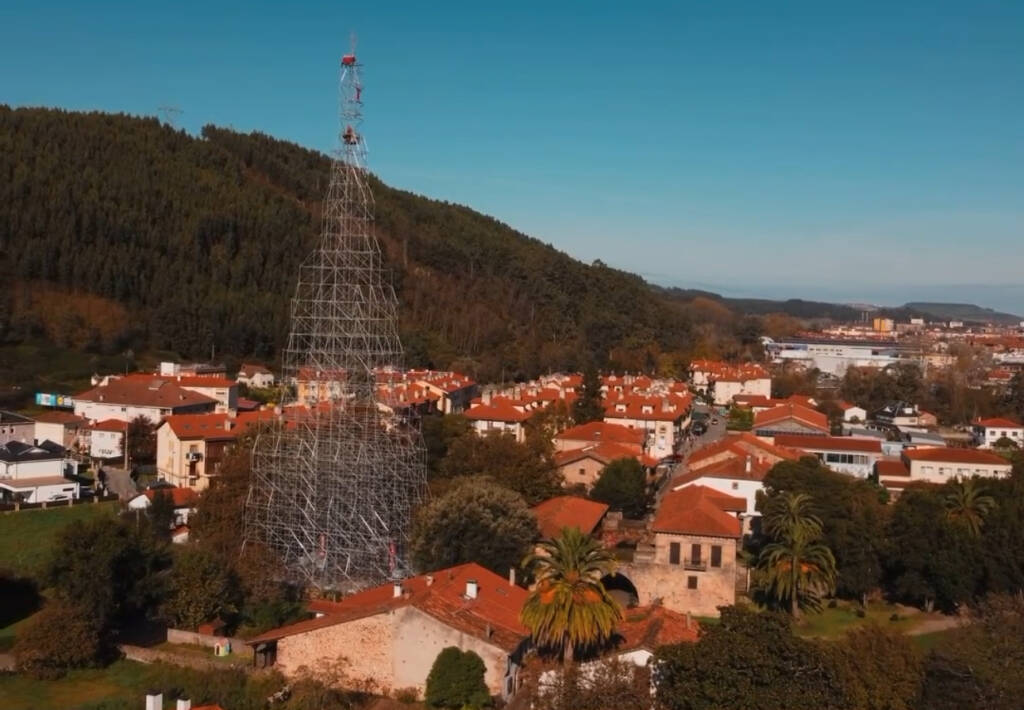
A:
[245, 48, 427, 592]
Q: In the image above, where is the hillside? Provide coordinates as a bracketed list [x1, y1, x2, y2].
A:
[0, 106, 706, 381]
[903, 302, 1021, 325]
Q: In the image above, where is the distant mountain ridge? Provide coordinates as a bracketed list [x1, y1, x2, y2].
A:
[902, 302, 1022, 325]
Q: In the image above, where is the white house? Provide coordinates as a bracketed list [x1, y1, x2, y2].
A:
[74, 376, 218, 424]
[238, 363, 276, 389]
[672, 456, 772, 531]
[901, 447, 1012, 484]
[128, 487, 198, 528]
[972, 417, 1024, 449]
[463, 395, 534, 443]
[689, 360, 771, 407]
[33, 411, 88, 451]
[773, 434, 883, 479]
[603, 393, 693, 459]
[87, 420, 125, 460]
[836, 400, 868, 424]
[0, 440, 79, 503]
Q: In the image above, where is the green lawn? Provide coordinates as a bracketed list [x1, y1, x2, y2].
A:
[0, 660, 153, 710]
[0, 501, 120, 578]
[794, 602, 922, 639]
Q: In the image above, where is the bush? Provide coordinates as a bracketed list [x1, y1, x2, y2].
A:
[394, 687, 419, 703]
[425, 646, 491, 709]
[14, 602, 108, 678]
[890, 613, 901, 622]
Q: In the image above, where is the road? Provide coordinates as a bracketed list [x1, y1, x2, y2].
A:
[655, 405, 729, 500]
[99, 465, 139, 500]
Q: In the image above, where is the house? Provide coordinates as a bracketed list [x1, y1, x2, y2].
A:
[730, 394, 817, 414]
[0, 411, 36, 446]
[972, 417, 1024, 449]
[463, 395, 534, 443]
[156, 411, 276, 489]
[117, 373, 238, 412]
[86, 419, 126, 460]
[248, 563, 529, 701]
[610, 605, 699, 667]
[620, 485, 744, 617]
[237, 363, 275, 389]
[753, 403, 829, 438]
[773, 434, 883, 479]
[33, 411, 88, 451]
[603, 392, 692, 459]
[689, 360, 771, 407]
[836, 400, 867, 423]
[670, 456, 772, 532]
[128, 487, 198, 528]
[874, 458, 913, 498]
[553, 442, 658, 490]
[0, 440, 79, 503]
[531, 496, 609, 539]
[158, 361, 227, 378]
[900, 447, 1012, 484]
[74, 377, 218, 424]
[875, 401, 925, 428]
[553, 421, 646, 455]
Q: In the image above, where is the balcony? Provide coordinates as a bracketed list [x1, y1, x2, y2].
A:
[684, 558, 707, 571]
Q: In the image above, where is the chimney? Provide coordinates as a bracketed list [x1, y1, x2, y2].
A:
[176, 699, 192, 710]
[224, 419, 233, 431]
[425, 574, 434, 587]
[508, 567, 516, 587]
[145, 693, 162, 710]
[745, 455, 752, 474]
[393, 581, 403, 598]
[465, 579, 478, 599]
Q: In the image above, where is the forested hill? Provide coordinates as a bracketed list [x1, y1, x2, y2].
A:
[0, 106, 704, 380]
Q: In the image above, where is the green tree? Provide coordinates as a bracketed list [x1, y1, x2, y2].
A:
[944, 479, 995, 538]
[520, 527, 621, 663]
[422, 414, 472, 477]
[148, 489, 176, 541]
[13, 602, 107, 679]
[655, 606, 846, 710]
[572, 366, 605, 424]
[410, 478, 538, 575]
[164, 548, 241, 630]
[762, 458, 887, 604]
[829, 626, 923, 710]
[126, 414, 155, 464]
[589, 458, 647, 518]
[755, 492, 837, 617]
[424, 647, 491, 709]
[437, 432, 561, 504]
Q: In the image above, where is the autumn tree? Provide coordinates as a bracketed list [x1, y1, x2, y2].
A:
[126, 414, 155, 464]
[437, 431, 561, 505]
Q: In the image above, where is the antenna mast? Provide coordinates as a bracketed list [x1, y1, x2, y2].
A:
[246, 43, 427, 593]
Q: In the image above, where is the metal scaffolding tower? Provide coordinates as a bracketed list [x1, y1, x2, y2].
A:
[245, 47, 427, 592]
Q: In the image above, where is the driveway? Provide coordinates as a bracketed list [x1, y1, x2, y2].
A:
[99, 465, 138, 500]
[655, 406, 730, 500]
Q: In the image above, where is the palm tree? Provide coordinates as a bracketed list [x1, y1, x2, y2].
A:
[757, 492, 837, 618]
[520, 526, 622, 664]
[945, 479, 996, 538]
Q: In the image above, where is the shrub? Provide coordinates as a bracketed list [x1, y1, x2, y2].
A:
[14, 602, 107, 679]
[394, 687, 419, 703]
[425, 646, 491, 709]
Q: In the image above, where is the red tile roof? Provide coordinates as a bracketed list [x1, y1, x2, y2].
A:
[690, 360, 770, 382]
[604, 392, 692, 422]
[88, 419, 127, 432]
[687, 432, 802, 470]
[554, 421, 646, 447]
[615, 605, 700, 651]
[76, 378, 217, 410]
[974, 417, 1022, 428]
[464, 397, 532, 423]
[903, 447, 1010, 465]
[774, 434, 882, 454]
[143, 487, 198, 507]
[673, 455, 773, 486]
[531, 496, 609, 539]
[753, 404, 829, 433]
[239, 363, 272, 377]
[652, 485, 743, 538]
[554, 441, 659, 468]
[160, 411, 279, 441]
[875, 458, 910, 478]
[249, 563, 529, 651]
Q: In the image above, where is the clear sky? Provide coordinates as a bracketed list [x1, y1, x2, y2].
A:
[2, 1, 1022, 313]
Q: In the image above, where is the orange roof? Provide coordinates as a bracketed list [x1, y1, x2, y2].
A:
[875, 458, 910, 478]
[88, 419, 127, 432]
[604, 392, 692, 422]
[974, 417, 1022, 428]
[687, 432, 802, 470]
[532, 496, 609, 539]
[143, 487, 198, 507]
[615, 605, 699, 651]
[652, 485, 743, 538]
[160, 410, 279, 441]
[673, 455, 773, 485]
[239, 363, 272, 376]
[554, 441, 658, 468]
[76, 378, 217, 410]
[774, 434, 882, 454]
[903, 447, 1010, 465]
[464, 397, 532, 423]
[249, 563, 529, 651]
[555, 421, 646, 447]
[690, 359, 770, 382]
[753, 403, 828, 433]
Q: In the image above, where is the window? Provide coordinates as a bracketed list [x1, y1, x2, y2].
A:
[731, 481, 739, 490]
[691, 544, 702, 564]
[687, 576, 698, 590]
[669, 542, 680, 565]
[711, 545, 722, 568]
[578, 468, 585, 477]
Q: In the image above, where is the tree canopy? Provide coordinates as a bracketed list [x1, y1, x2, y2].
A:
[589, 458, 648, 518]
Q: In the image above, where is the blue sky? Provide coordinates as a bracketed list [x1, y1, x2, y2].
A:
[2, 1, 1022, 313]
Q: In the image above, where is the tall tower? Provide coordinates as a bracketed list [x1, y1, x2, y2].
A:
[246, 46, 427, 592]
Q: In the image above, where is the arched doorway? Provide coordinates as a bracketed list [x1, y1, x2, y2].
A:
[601, 572, 639, 608]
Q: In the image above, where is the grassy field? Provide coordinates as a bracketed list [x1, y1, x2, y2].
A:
[794, 601, 931, 639]
[0, 501, 120, 578]
[0, 660, 152, 710]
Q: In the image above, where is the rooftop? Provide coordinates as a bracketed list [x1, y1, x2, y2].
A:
[903, 446, 1011, 466]
[753, 403, 829, 433]
[76, 378, 217, 410]
[615, 605, 700, 652]
[774, 434, 882, 454]
[554, 421, 646, 447]
[531, 496, 609, 539]
[652, 485, 743, 538]
[0, 440, 66, 463]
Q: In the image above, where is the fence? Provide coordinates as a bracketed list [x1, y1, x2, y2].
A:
[119, 644, 248, 672]
[0, 493, 119, 514]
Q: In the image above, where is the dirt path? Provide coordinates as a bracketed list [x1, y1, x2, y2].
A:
[907, 615, 963, 635]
